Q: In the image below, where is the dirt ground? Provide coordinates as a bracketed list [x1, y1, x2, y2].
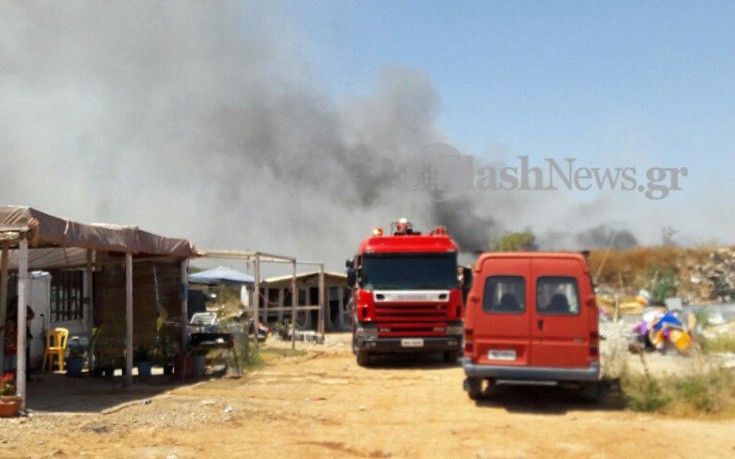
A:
[2, 334, 735, 459]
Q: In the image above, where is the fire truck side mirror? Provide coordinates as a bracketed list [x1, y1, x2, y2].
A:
[345, 259, 354, 269]
[346, 269, 357, 286]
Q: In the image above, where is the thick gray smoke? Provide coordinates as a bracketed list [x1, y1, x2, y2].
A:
[0, 1, 502, 270]
[575, 224, 639, 250]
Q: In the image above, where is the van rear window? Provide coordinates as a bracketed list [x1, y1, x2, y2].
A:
[536, 277, 580, 315]
[483, 276, 526, 314]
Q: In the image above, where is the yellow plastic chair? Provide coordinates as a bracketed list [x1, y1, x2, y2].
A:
[42, 328, 69, 372]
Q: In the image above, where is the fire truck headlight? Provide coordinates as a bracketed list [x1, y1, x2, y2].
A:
[355, 323, 378, 339]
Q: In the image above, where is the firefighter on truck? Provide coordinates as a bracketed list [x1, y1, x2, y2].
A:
[346, 218, 465, 366]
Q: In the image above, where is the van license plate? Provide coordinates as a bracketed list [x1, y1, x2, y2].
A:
[488, 349, 516, 361]
[401, 339, 424, 348]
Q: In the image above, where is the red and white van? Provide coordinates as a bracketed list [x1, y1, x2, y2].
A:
[461, 252, 601, 400]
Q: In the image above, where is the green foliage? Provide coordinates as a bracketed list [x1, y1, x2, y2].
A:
[620, 365, 735, 415]
[493, 230, 537, 252]
[701, 335, 735, 354]
[0, 373, 16, 396]
[648, 263, 679, 302]
[623, 375, 672, 412]
[227, 330, 264, 372]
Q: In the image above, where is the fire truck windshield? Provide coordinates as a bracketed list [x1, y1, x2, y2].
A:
[360, 253, 458, 290]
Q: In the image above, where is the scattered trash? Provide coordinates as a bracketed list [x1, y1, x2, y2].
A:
[358, 405, 367, 411]
[630, 308, 692, 354]
[224, 406, 233, 414]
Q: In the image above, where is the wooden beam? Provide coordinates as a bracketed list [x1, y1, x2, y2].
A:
[17, 238, 28, 410]
[318, 264, 325, 339]
[125, 252, 133, 387]
[181, 258, 189, 350]
[86, 249, 95, 372]
[0, 241, 9, 373]
[291, 260, 297, 350]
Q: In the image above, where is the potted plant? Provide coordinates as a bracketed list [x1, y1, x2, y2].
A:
[0, 373, 21, 417]
[133, 346, 154, 379]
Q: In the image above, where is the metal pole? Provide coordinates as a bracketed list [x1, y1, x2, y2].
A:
[291, 260, 297, 350]
[0, 241, 9, 373]
[125, 252, 133, 387]
[17, 238, 28, 409]
[253, 253, 260, 350]
[318, 264, 325, 341]
[180, 258, 189, 351]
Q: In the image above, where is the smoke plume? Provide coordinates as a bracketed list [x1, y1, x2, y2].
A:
[0, 1, 508, 270]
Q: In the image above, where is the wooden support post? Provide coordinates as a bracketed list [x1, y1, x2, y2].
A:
[0, 241, 9, 373]
[263, 287, 270, 323]
[86, 249, 95, 371]
[318, 264, 325, 339]
[17, 238, 28, 409]
[181, 259, 189, 351]
[125, 252, 133, 387]
[253, 253, 260, 349]
[277, 288, 284, 322]
[291, 260, 297, 350]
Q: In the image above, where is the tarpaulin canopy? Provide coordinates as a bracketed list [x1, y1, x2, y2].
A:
[188, 266, 254, 286]
[0, 205, 197, 269]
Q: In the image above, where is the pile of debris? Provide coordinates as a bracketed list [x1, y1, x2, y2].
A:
[690, 248, 735, 302]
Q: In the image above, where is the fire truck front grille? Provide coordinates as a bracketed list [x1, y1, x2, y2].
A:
[374, 304, 448, 321]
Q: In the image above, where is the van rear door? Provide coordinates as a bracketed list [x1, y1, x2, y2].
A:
[473, 257, 531, 366]
[529, 257, 589, 368]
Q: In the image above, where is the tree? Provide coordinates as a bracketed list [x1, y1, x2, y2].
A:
[493, 230, 537, 252]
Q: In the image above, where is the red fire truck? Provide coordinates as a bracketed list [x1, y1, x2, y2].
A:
[346, 219, 464, 366]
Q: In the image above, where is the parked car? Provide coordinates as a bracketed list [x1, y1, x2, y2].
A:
[461, 252, 601, 401]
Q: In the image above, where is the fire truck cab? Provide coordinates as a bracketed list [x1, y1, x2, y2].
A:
[346, 219, 464, 366]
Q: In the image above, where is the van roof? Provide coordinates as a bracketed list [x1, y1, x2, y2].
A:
[476, 252, 587, 262]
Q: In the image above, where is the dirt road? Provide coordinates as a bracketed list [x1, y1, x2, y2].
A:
[2, 336, 734, 458]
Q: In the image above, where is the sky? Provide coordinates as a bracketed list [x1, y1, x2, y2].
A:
[1, 1, 734, 272]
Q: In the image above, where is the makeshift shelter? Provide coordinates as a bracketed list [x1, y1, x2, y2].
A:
[260, 271, 349, 331]
[0, 206, 197, 409]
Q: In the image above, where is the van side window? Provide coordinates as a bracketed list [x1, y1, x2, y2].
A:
[537, 277, 579, 315]
[483, 276, 525, 314]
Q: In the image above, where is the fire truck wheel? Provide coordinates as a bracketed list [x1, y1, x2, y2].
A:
[356, 350, 371, 367]
[443, 351, 461, 364]
[466, 377, 483, 400]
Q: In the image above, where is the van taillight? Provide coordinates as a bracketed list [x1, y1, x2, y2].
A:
[464, 328, 474, 354]
[589, 331, 599, 357]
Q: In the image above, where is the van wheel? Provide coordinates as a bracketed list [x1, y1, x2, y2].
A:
[484, 379, 499, 397]
[443, 351, 461, 364]
[580, 382, 602, 403]
[466, 377, 483, 400]
[356, 351, 371, 367]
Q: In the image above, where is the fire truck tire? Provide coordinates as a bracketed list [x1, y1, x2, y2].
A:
[356, 350, 371, 367]
[466, 377, 483, 400]
[443, 351, 461, 364]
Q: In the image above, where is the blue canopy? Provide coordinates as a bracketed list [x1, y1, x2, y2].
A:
[188, 266, 254, 286]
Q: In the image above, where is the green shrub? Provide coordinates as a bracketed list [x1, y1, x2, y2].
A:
[701, 335, 735, 354]
[620, 365, 735, 415]
[622, 374, 672, 412]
